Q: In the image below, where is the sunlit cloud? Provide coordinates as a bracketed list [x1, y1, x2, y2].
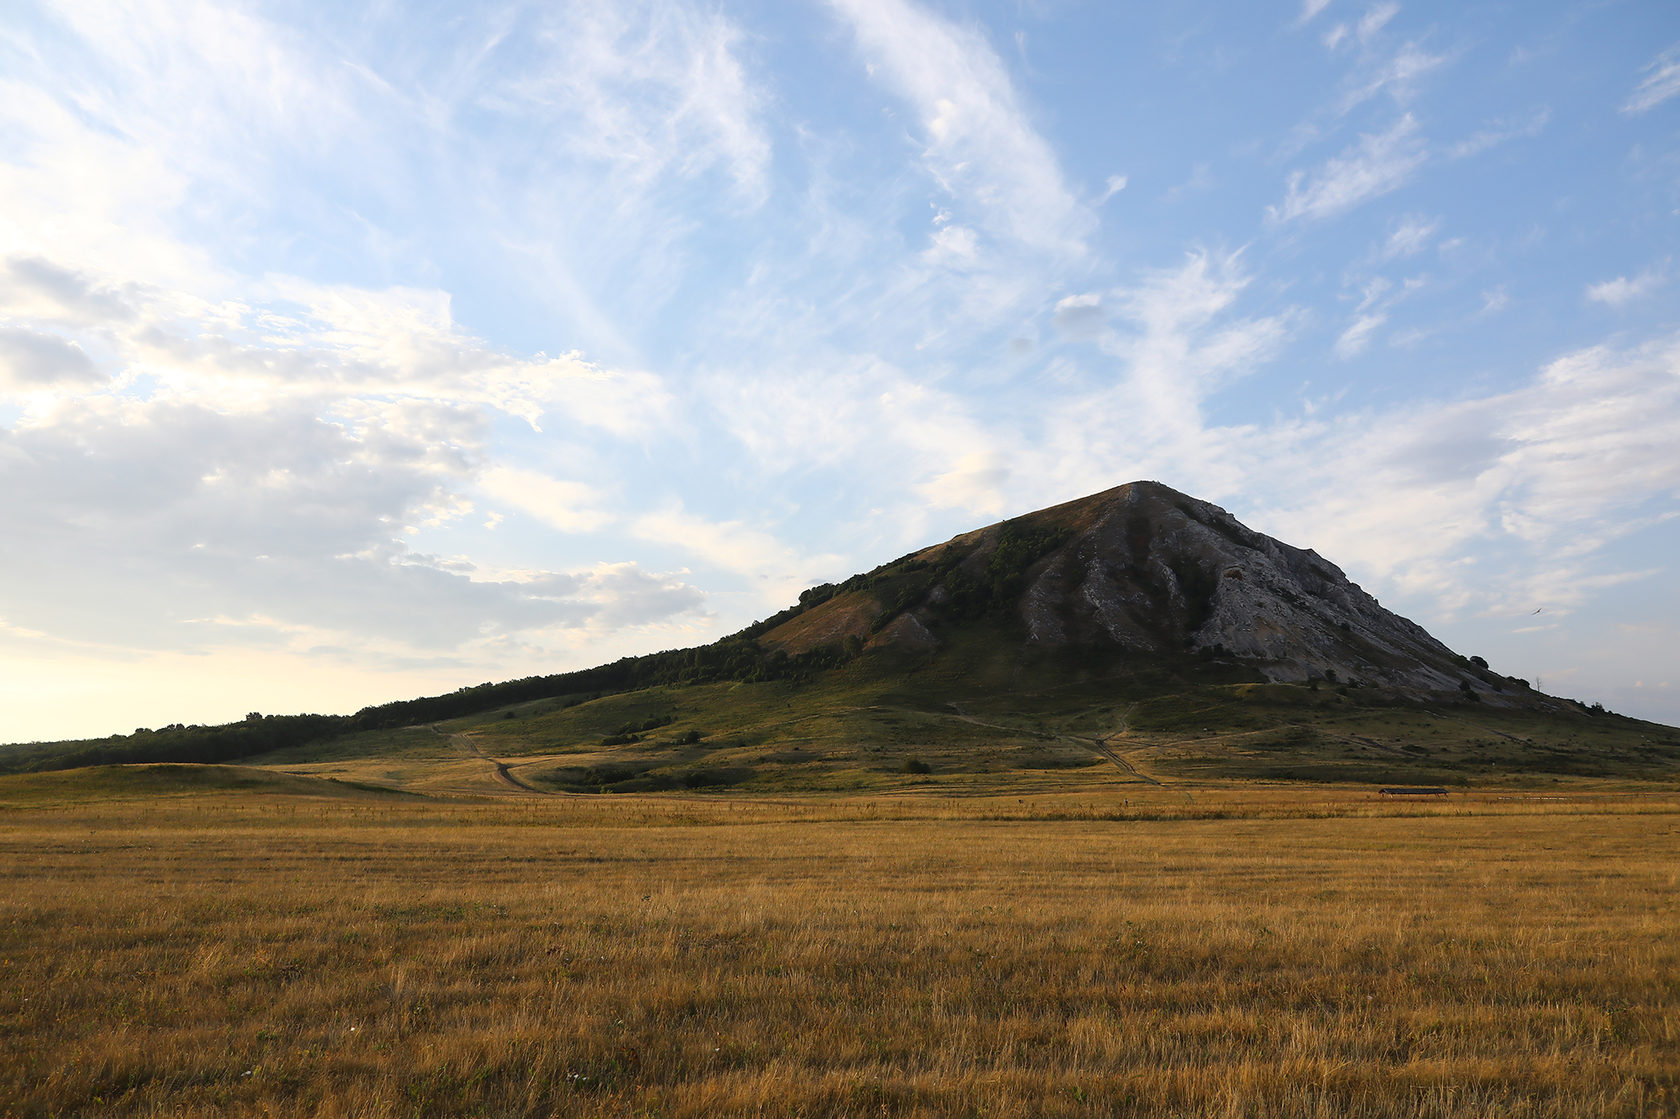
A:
[478, 468, 615, 534]
[1357, 4, 1399, 45]
[1255, 332, 1680, 611]
[1334, 313, 1386, 357]
[828, 0, 1093, 258]
[1585, 270, 1666, 308]
[1378, 214, 1440, 259]
[1339, 43, 1449, 114]
[498, 0, 772, 203]
[1298, 0, 1335, 26]
[1622, 43, 1680, 115]
[1269, 115, 1428, 224]
[631, 504, 845, 603]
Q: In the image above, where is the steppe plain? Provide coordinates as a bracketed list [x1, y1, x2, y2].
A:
[4, 694, 1676, 1118]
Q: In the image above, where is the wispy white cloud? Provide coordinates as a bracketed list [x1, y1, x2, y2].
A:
[0, 1, 375, 308]
[1269, 114, 1427, 223]
[1051, 292, 1106, 338]
[631, 504, 843, 602]
[1339, 42, 1449, 114]
[1029, 251, 1300, 502]
[1353, 276, 1392, 313]
[828, 0, 1093, 257]
[107, 274, 675, 437]
[0, 376, 712, 691]
[1163, 161, 1216, 203]
[1585, 270, 1666, 307]
[478, 468, 615, 534]
[922, 223, 983, 269]
[503, 561, 709, 631]
[1448, 108, 1551, 159]
[1356, 3, 1399, 46]
[1254, 332, 1680, 618]
[1119, 254, 1298, 413]
[1298, 0, 1335, 25]
[1622, 43, 1680, 115]
[1379, 213, 1440, 259]
[1334, 312, 1386, 357]
[1495, 335, 1680, 540]
[699, 349, 1004, 506]
[506, 0, 772, 202]
[919, 450, 1012, 517]
[1331, 271, 1425, 357]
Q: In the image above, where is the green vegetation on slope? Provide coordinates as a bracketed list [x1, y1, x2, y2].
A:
[244, 636, 1680, 797]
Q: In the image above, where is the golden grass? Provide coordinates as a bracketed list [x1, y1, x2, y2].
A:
[3, 785, 1677, 1117]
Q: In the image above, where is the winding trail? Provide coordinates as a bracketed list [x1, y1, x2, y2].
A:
[945, 701, 1169, 790]
[1087, 703, 1164, 787]
[427, 725, 548, 795]
[1425, 710, 1531, 745]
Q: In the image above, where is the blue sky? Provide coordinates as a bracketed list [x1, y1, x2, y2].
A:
[2, 0, 1678, 741]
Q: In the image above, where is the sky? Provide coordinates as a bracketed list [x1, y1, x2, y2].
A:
[2, 0, 1678, 743]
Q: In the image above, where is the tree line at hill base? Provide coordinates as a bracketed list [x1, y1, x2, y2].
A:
[0, 634, 848, 774]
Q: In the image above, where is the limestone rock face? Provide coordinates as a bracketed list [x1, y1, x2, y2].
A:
[1007, 482, 1463, 693]
[761, 480, 1487, 700]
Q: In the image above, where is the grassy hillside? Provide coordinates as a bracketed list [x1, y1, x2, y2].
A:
[0, 763, 422, 806]
[234, 636, 1680, 797]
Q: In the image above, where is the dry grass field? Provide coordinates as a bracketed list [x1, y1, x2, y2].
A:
[2, 773, 1677, 1117]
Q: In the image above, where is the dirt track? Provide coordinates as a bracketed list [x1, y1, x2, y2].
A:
[428, 726, 547, 795]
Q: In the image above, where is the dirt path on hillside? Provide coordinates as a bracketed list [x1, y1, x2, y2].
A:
[1297, 723, 1411, 757]
[1091, 704, 1166, 787]
[1425, 710, 1531, 744]
[945, 702, 1167, 788]
[427, 726, 548, 795]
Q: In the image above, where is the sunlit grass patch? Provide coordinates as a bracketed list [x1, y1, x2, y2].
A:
[2, 784, 1677, 1115]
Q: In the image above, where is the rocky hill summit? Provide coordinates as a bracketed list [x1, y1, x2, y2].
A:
[762, 481, 1510, 703]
